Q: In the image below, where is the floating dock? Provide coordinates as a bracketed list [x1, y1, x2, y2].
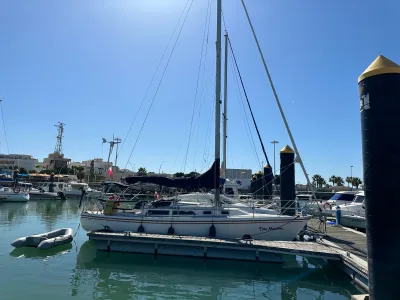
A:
[87, 218, 369, 293]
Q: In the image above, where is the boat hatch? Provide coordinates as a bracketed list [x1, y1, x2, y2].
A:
[147, 210, 170, 216]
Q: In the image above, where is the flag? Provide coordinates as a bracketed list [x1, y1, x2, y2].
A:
[107, 166, 113, 177]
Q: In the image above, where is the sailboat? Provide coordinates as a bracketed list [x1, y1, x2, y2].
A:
[80, 0, 311, 241]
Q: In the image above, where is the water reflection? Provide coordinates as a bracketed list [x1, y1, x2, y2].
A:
[0, 203, 28, 225]
[71, 241, 357, 299]
[10, 243, 72, 259]
[0, 200, 80, 230]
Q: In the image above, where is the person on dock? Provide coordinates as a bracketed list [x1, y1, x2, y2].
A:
[13, 168, 19, 189]
[49, 172, 55, 193]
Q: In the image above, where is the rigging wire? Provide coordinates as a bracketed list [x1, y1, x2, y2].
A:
[228, 39, 273, 172]
[228, 49, 262, 171]
[240, 0, 317, 199]
[0, 100, 10, 154]
[119, 0, 192, 155]
[183, 0, 212, 173]
[200, 90, 215, 172]
[124, 0, 195, 169]
[192, 0, 213, 171]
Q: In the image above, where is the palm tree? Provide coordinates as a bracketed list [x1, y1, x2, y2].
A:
[312, 174, 326, 188]
[352, 177, 362, 189]
[320, 178, 326, 187]
[329, 175, 337, 186]
[137, 167, 147, 176]
[312, 174, 321, 187]
[345, 176, 353, 187]
[274, 174, 280, 185]
[335, 176, 344, 186]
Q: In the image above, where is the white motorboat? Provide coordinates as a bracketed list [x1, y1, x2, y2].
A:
[326, 191, 359, 207]
[338, 191, 366, 230]
[0, 186, 30, 202]
[173, 192, 279, 215]
[340, 214, 366, 230]
[63, 182, 101, 199]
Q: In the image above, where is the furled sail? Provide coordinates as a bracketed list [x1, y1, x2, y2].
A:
[125, 159, 220, 190]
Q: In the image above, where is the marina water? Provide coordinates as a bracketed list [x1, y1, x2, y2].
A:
[0, 200, 360, 299]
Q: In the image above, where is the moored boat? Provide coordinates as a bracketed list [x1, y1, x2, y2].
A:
[0, 186, 30, 202]
[11, 228, 74, 249]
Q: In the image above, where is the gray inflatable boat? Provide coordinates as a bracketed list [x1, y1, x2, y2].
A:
[11, 228, 74, 250]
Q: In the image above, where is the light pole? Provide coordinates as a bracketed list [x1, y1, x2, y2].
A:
[271, 140, 279, 176]
[159, 161, 164, 174]
[350, 165, 353, 188]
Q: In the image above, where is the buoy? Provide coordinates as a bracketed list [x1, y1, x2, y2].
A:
[168, 226, 175, 235]
[209, 224, 216, 237]
[137, 224, 144, 233]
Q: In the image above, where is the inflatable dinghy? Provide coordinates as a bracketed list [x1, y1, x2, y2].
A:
[11, 228, 74, 250]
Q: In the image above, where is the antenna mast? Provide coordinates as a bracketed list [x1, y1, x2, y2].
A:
[103, 135, 122, 166]
[54, 122, 65, 154]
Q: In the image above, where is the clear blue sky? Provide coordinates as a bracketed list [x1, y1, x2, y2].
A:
[0, 0, 398, 183]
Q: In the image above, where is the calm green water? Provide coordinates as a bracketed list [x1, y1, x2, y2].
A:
[0, 200, 360, 300]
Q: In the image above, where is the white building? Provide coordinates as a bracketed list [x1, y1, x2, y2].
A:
[0, 154, 36, 172]
[82, 158, 112, 175]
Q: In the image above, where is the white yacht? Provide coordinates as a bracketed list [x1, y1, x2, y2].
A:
[326, 191, 359, 207]
[338, 191, 366, 230]
[174, 192, 279, 215]
[0, 186, 30, 202]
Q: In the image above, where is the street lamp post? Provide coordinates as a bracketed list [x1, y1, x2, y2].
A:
[271, 140, 279, 176]
[350, 165, 353, 188]
[159, 161, 164, 174]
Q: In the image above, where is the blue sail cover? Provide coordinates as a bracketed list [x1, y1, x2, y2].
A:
[125, 159, 220, 190]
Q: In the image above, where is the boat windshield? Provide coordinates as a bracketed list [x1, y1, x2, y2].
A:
[330, 193, 355, 201]
[353, 195, 365, 203]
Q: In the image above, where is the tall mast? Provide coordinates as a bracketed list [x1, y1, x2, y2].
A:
[222, 32, 228, 179]
[214, 0, 222, 205]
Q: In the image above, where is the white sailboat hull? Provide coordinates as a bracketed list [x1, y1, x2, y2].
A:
[0, 192, 30, 202]
[81, 212, 310, 241]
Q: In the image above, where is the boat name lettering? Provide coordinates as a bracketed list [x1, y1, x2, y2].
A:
[259, 226, 283, 232]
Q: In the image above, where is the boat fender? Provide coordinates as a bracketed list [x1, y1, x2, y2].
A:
[209, 224, 216, 237]
[168, 226, 175, 235]
[323, 202, 332, 210]
[57, 191, 67, 200]
[137, 224, 145, 233]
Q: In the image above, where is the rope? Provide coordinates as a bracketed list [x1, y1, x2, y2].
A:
[183, 0, 212, 173]
[125, 0, 195, 168]
[120, 0, 192, 157]
[0, 100, 10, 154]
[240, 0, 317, 201]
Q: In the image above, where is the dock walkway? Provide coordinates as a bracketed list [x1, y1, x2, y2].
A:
[307, 218, 367, 260]
[87, 217, 369, 292]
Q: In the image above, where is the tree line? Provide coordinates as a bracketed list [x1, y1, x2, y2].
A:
[312, 174, 362, 188]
